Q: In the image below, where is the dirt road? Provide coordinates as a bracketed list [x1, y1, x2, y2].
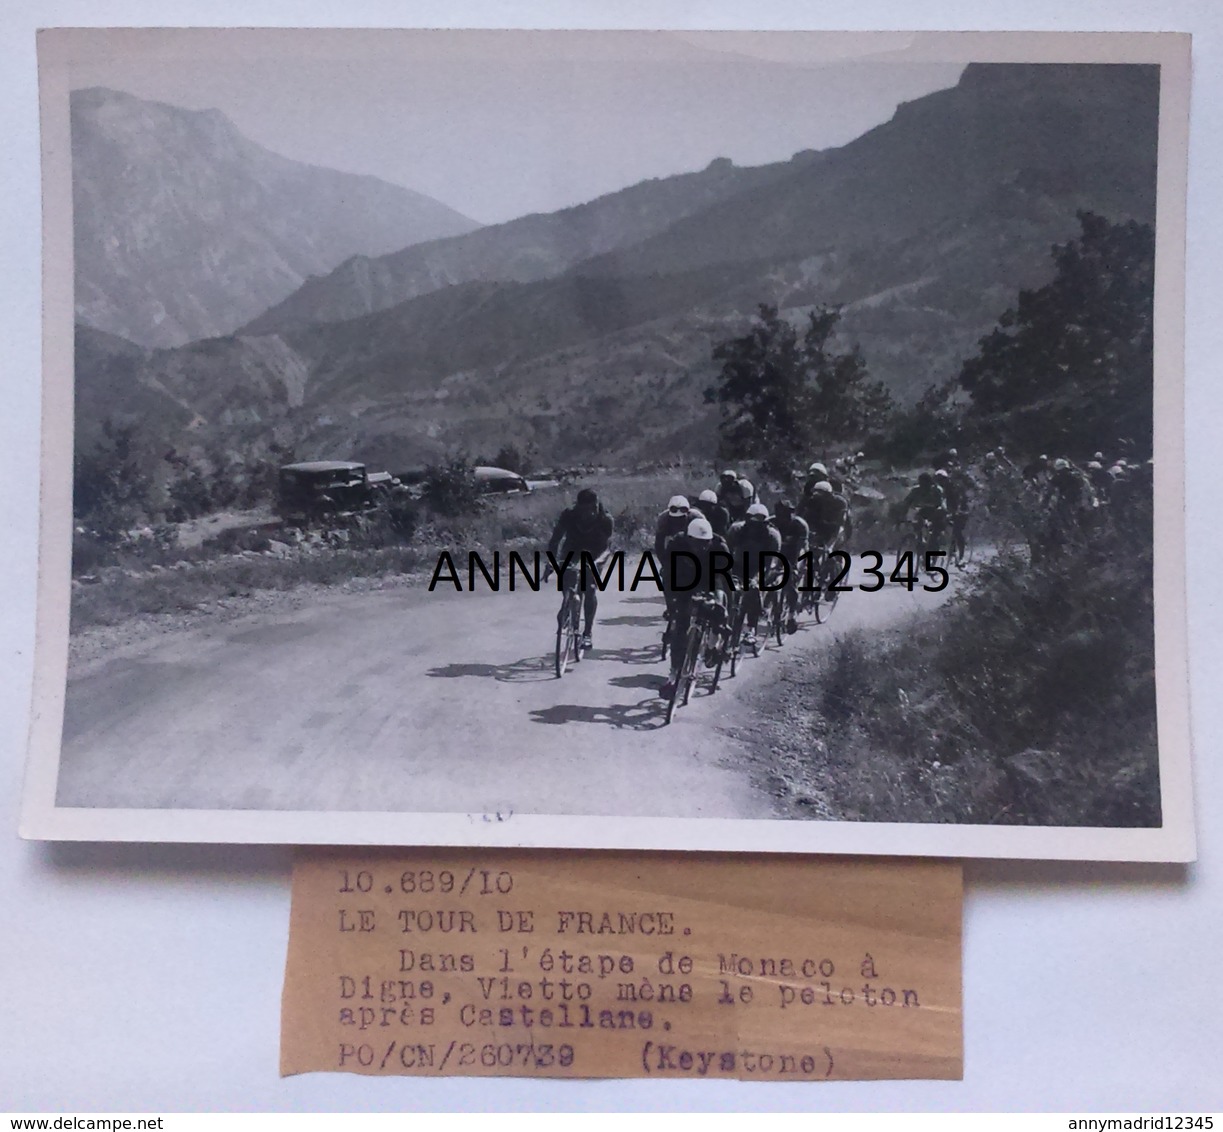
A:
[58, 562, 956, 818]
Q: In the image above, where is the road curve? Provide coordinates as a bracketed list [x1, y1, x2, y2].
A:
[58, 561, 955, 819]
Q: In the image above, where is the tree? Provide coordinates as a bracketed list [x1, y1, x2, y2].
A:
[705, 304, 893, 471]
[959, 212, 1155, 453]
[422, 456, 481, 517]
[72, 418, 155, 541]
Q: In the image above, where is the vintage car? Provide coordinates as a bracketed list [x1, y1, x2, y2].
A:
[473, 465, 532, 495]
[275, 460, 375, 523]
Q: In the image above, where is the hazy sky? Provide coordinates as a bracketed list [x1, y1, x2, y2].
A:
[67, 29, 965, 225]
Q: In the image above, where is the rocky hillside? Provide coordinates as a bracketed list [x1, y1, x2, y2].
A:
[77, 63, 1160, 475]
[72, 87, 479, 348]
[240, 154, 808, 335]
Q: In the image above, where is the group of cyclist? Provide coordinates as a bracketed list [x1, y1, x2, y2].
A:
[546, 462, 859, 700]
[981, 445, 1153, 540]
[544, 440, 1151, 700]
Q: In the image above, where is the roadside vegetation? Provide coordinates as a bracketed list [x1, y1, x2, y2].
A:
[727, 212, 1159, 826]
[72, 210, 1161, 828]
[68, 460, 722, 633]
[757, 491, 1157, 826]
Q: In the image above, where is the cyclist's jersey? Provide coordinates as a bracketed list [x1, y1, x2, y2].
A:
[941, 472, 972, 516]
[691, 499, 731, 539]
[772, 514, 810, 559]
[1045, 467, 1096, 510]
[548, 504, 613, 559]
[727, 519, 783, 583]
[661, 532, 732, 595]
[653, 509, 691, 558]
[800, 490, 849, 546]
[902, 483, 947, 519]
[717, 478, 756, 520]
[1089, 466, 1113, 499]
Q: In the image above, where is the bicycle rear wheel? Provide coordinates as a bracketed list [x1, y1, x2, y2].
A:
[767, 590, 785, 646]
[727, 595, 747, 677]
[813, 559, 841, 623]
[666, 623, 703, 723]
[554, 593, 576, 678]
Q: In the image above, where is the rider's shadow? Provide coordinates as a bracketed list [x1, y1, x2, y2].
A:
[598, 614, 662, 627]
[528, 697, 668, 731]
[590, 644, 661, 666]
[426, 655, 555, 683]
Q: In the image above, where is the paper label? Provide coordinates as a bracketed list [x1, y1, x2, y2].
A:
[281, 850, 962, 1080]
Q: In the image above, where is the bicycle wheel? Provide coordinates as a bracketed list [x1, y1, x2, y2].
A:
[554, 602, 572, 678]
[665, 623, 703, 722]
[727, 595, 745, 678]
[709, 622, 727, 692]
[555, 591, 579, 677]
[570, 592, 586, 663]
[681, 625, 703, 707]
[767, 590, 785, 646]
[893, 533, 919, 582]
[955, 525, 974, 567]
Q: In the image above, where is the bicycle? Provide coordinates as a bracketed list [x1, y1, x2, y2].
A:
[762, 582, 787, 647]
[949, 510, 973, 567]
[723, 584, 748, 678]
[665, 593, 728, 724]
[895, 514, 944, 572]
[553, 567, 585, 678]
[728, 579, 763, 668]
[802, 543, 844, 624]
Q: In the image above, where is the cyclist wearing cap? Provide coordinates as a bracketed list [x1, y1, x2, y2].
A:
[802, 461, 829, 501]
[660, 515, 732, 698]
[773, 500, 810, 635]
[899, 473, 948, 545]
[728, 502, 783, 650]
[936, 467, 972, 565]
[653, 495, 692, 558]
[1042, 458, 1097, 513]
[654, 495, 692, 654]
[1086, 459, 1112, 502]
[716, 469, 756, 523]
[802, 479, 850, 552]
[547, 488, 614, 650]
[691, 488, 731, 539]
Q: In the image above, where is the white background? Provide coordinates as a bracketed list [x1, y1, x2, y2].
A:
[2, 0, 1220, 1113]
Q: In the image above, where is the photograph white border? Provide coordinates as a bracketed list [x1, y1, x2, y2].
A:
[19, 27, 1196, 861]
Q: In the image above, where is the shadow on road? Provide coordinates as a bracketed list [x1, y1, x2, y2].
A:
[528, 696, 668, 731]
[621, 595, 666, 606]
[592, 644, 663, 667]
[608, 673, 668, 691]
[599, 613, 663, 627]
[426, 655, 555, 683]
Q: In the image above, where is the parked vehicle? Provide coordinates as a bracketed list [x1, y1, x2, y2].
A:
[473, 465, 532, 495]
[275, 461, 375, 524]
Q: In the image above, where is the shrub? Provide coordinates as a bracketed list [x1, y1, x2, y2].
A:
[421, 457, 481, 517]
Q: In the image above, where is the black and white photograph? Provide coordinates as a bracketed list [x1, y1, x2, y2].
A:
[22, 28, 1194, 858]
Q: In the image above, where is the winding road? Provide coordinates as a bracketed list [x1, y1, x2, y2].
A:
[58, 561, 956, 818]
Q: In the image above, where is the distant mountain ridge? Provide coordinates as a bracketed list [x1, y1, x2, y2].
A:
[72, 87, 480, 348]
[77, 63, 1160, 475]
[240, 154, 813, 336]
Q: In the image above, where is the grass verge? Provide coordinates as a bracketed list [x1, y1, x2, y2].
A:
[749, 503, 1159, 827]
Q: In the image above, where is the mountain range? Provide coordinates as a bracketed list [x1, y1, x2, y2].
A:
[72, 87, 480, 348]
[74, 63, 1159, 474]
